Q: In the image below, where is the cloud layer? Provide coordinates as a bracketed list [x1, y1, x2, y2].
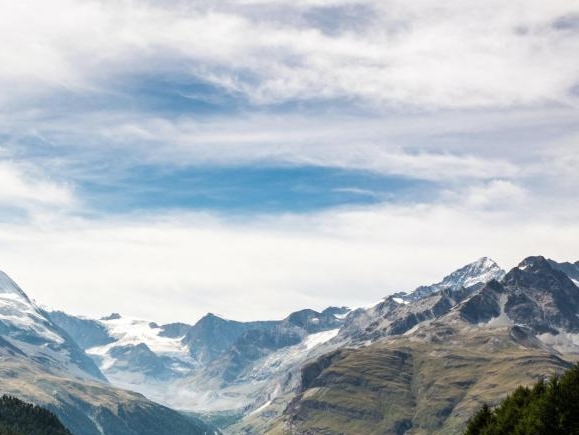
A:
[2, 195, 578, 322]
[1, 0, 578, 108]
[0, 0, 577, 322]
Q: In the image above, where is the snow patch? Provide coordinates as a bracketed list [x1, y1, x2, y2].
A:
[249, 385, 281, 417]
[360, 299, 384, 310]
[0, 286, 64, 344]
[250, 398, 273, 416]
[87, 345, 118, 371]
[334, 311, 350, 320]
[94, 316, 189, 356]
[0, 271, 29, 299]
[404, 319, 433, 336]
[539, 330, 579, 354]
[86, 316, 193, 376]
[486, 294, 513, 327]
[303, 329, 339, 350]
[406, 257, 504, 302]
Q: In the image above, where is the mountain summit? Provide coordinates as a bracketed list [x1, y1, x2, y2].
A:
[0, 269, 218, 435]
[407, 256, 505, 301]
[0, 270, 105, 381]
[0, 271, 32, 300]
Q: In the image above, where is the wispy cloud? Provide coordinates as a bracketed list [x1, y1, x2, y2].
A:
[0, 160, 75, 210]
[5, 108, 564, 182]
[0, 0, 578, 108]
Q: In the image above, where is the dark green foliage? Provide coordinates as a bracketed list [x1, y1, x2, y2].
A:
[0, 395, 73, 435]
[464, 364, 579, 435]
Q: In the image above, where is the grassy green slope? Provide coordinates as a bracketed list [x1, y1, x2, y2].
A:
[265, 323, 572, 435]
[0, 357, 216, 435]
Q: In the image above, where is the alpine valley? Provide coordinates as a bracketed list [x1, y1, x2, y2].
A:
[1, 255, 579, 435]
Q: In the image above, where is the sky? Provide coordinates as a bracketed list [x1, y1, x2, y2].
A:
[0, 0, 578, 323]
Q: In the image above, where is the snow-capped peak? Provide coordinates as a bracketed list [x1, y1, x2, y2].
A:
[406, 257, 505, 302]
[0, 270, 31, 301]
[452, 257, 505, 288]
[0, 269, 106, 381]
[0, 269, 61, 343]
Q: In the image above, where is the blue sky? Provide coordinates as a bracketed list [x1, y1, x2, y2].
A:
[3, 71, 434, 215]
[81, 165, 433, 214]
[0, 0, 578, 321]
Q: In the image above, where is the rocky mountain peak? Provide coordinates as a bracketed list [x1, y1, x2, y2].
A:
[406, 256, 505, 302]
[283, 308, 343, 333]
[101, 312, 121, 321]
[321, 306, 350, 317]
[516, 255, 551, 271]
[503, 255, 573, 289]
[0, 270, 106, 382]
[443, 256, 504, 287]
[486, 256, 579, 334]
[196, 312, 224, 325]
[546, 258, 579, 286]
[0, 270, 31, 301]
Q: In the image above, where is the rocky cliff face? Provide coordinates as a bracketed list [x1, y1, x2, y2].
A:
[183, 313, 279, 365]
[547, 259, 579, 285]
[48, 311, 116, 350]
[501, 256, 579, 333]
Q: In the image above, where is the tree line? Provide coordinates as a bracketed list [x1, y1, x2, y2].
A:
[0, 395, 73, 435]
[464, 364, 579, 435]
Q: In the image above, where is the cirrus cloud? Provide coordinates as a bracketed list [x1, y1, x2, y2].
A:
[0, 0, 578, 108]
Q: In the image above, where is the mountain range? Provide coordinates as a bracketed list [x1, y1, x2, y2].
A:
[258, 256, 579, 435]
[0, 271, 217, 435]
[1, 255, 578, 435]
[49, 303, 348, 414]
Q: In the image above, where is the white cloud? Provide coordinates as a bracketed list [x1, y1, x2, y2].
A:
[444, 180, 528, 209]
[0, 161, 75, 209]
[0, 0, 577, 108]
[5, 109, 547, 182]
[0, 191, 577, 323]
[539, 135, 579, 192]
